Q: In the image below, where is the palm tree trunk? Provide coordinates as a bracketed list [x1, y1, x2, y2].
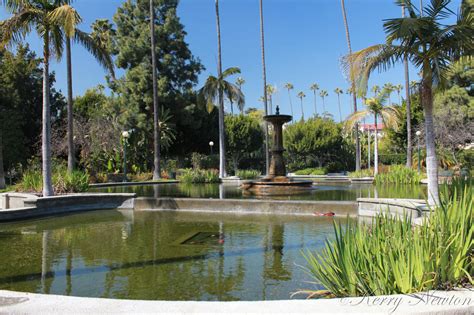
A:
[66, 38, 75, 173]
[313, 91, 317, 116]
[215, 0, 226, 178]
[42, 32, 54, 196]
[322, 97, 326, 113]
[367, 129, 371, 171]
[0, 128, 5, 189]
[341, 0, 360, 171]
[287, 89, 293, 117]
[230, 100, 234, 115]
[337, 94, 342, 122]
[402, 5, 413, 168]
[151, 0, 161, 180]
[300, 98, 304, 121]
[259, 0, 270, 175]
[374, 113, 378, 175]
[422, 66, 439, 205]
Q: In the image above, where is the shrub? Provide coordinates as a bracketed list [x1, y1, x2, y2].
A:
[178, 168, 219, 184]
[294, 168, 327, 176]
[236, 169, 261, 179]
[16, 163, 89, 194]
[348, 169, 373, 178]
[300, 181, 473, 297]
[375, 164, 422, 184]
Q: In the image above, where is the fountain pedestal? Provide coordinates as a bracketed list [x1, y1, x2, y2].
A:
[241, 107, 313, 195]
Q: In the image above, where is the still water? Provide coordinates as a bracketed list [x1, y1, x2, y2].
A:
[91, 182, 427, 201]
[0, 211, 349, 301]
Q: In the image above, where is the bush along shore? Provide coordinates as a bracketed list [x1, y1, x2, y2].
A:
[300, 178, 473, 298]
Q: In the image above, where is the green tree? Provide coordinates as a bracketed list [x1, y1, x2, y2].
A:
[342, 0, 472, 204]
[345, 90, 401, 175]
[1, 0, 75, 196]
[310, 83, 319, 116]
[340, 0, 361, 171]
[225, 115, 264, 172]
[319, 90, 328, 113]
[235, 77, 245, 114]
[266, 84, 276, 114]
[284, 82, 294, 117]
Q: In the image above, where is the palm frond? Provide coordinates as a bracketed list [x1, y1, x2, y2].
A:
[48, 4, 82, 38]
[343, 109, 370, 133]
[75, 29, 115, 78]
[0, 8, 41, 47]
[221, 66, 241, 79]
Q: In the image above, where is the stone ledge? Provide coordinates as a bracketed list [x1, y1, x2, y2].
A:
[89, 180, 179, 188]
[358, 198, 427, 218]
[0, 289, 471, 314]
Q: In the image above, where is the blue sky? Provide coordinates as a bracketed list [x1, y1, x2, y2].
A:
[0, 0, 462, 121]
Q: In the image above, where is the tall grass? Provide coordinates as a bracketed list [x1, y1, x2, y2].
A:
[348, 169, 373, 178]
[375, 164, 422, 184]
[294, 168, 327, 176]
[178, 168, 220, 184]
[301, 181, 473, 297]
[236, 169, 261, 180]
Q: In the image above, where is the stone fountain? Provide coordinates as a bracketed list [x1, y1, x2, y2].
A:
[241, 106, 313, 195]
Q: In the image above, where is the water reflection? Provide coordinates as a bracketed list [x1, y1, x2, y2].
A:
[92, 182, 427, 201]
[0, 211, 341, 301]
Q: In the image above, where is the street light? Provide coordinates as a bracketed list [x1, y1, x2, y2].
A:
[416, 130, 422, 173]
[209, 141, 214, 155]
[122, 130, 131, 182]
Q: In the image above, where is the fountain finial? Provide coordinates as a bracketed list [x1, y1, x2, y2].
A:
[276, 105, 280, 115]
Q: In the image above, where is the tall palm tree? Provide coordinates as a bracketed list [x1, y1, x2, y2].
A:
[199, 67, 244, 117]
[309, 83, 319, 116]
[395, 84, 403, 105]
[340, 0, 361, 171]
[214, 0, 226, 178]
[342, 0, 472, 204]
[319, 90, 328, 113]
[383, 83, 395, 105]
[297, 91, 306, 121]
[266, 84, 276, 114]
[235, 77, 245, 114]
[0, 0, 75, 196]
[52, 4, 115, 174]
[402, 3, 412, 168]
[334, 88, 343, 122]
[0, 128, 5, 189]
[150, 0, 161, 180]
[284, 82, 294, 117]
[345, 90, 400, 175]
[259, 0, 269, 175]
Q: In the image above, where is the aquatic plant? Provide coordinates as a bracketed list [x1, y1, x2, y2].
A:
[348, 169, 373, 178]
[375, 164, 422, 184]
[300, 181, 473, 297]
[178, 168, 220, 184]
[236, 169, 261, 179]
[294, 168, 327, 176]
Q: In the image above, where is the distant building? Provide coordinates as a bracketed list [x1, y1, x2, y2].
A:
[359, 123, 384, 133]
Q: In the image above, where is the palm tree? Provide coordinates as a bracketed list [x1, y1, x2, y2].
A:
[371, 85, 380, 97]
[214, 0, 226, 178]
[297, 92, 306, 121]
[383, 83, 395, 105]
[309, 83, 319, 116]
[342, 0, 471, 204]
[395, 84, 403, 105]
[150, 0, 161, 180]
[199, 67, 244, 117]
[402, 3, 412, 168]
[266, 84, 276, 114]
[235, 77, 245, 114]
[319, 90, 328, 113]
[52, 4, 115, 174]
[334, 88, 343, 122]
[340, 0, 361, 171]
[0, 0, 75, 196]
[345, 90, 400, 175]
[284, 82, 294, 117]
[0, 128, 5, 189]
[259, 0, 269, 175]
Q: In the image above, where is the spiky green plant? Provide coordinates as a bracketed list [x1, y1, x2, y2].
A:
[375, 164, 422, 184]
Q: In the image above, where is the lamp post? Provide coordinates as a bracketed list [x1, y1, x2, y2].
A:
[416, 130, 421, 173]
[209, 141, 214, 155]
[122, 130, 130, 182]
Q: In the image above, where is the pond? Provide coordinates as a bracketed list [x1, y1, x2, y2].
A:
[91, 182, 427, 201]
[0, 210, 350, 301]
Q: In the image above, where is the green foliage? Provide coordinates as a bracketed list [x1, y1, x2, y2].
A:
[225, 115, 264, 171]
[348, 169, 373, 178]
[375, 165, 422, 184]
[294, 168, 327, 176]
[16, 163, 89, 194]
[236, 169, 261, 180]
[284, 117, 355, 172]
[302, 182, 473, 297]
[178, 168, 219, 184]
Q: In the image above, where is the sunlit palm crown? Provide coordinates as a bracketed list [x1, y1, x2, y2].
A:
[319, 90, 328, 97]
[297, 91, 306, 98]
[199, 67, 244, 113]
[309, 83, 319, 91]
[342, 0, 473, 97]
[284, 82, 294, 90]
